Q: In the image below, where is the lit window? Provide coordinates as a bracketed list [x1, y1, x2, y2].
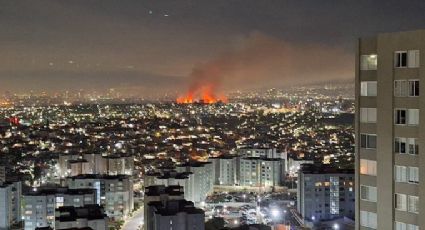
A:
[360, 54, 378, 70]
[360, 159, 377, 176]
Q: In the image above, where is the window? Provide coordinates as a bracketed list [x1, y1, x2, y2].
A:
[360, 134, 377, 149]
[409, 80, 420, 96]
[408, 109, 419, 125]
[409, 167, 419, 184]
[395, 80, 409, 97]
[395, 193, 407, 211]
[360, 159, 377, 176]
[395, 50, 420, 68]
[395, 109, 407, 124]
[408, 195, 419, 213]
[360, 185, 377, 202]
[395, 222, 407, 230]
[395, 109, 419, 125]
[408, 50, 420, 68]
[395, 137, 407, 154]
[361, 81, 377, 96]
[395, 80, 420, 97]
[395, 165, 408, 183]
[395, 137, 418, 155]
[361, 54, 378, 70]
[408, 138, 419, 155]
[360, 211, 377, 229]
[360, 108, 377, 123]
[408, 224, 419, 230]
[395, 51, 408, 68]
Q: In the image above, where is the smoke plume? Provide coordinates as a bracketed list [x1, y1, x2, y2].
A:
[177, 32, 353, 102]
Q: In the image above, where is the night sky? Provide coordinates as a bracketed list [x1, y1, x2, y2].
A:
[2, 0, 425, 97]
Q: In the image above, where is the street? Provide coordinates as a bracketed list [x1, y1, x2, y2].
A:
[122, 207, 144, 230]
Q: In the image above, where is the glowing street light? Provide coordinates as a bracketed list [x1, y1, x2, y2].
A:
[333, 223, 339, 230]
[271, 208, 280, 218]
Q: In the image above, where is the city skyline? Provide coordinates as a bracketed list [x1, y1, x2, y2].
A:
[2, 1, 425, 98]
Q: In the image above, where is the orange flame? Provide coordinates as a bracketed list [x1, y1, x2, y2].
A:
[177, 86, 227, 104]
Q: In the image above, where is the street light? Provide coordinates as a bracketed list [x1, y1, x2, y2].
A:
[333, 223, 339, 230]
[271, 208, 280, 218]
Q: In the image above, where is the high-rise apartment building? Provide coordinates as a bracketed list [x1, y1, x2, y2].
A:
[22, 186, 96, 230]
[65, 174, 134, 221]
[297, 164, 354, 224]
[0, 181, 21, 230]
[144, 185, 204, 230]
[356, 30, 424, 230]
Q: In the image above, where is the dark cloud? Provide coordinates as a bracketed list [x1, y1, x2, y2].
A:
[1, 0, 425, 97]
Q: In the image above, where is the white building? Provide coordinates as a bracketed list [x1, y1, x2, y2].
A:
[144, 171, 192, 202]
[209, 156, 237, 186]
[22, 187, 96, 230]
[287, 157, 314, 177]
[176, 161, 214, 205]
[0, 181, 21, 230]
[238, 157, 284, 187]
[65, 174, 134, 221]
[54, 205, 108, 230]
[238, 148, 283, 159]
[57, 153, 133, 178]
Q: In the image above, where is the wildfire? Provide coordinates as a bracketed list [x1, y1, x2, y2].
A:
[177, 86, 227, 104]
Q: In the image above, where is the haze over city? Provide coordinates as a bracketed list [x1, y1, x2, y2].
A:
[1, 1, 425, 230]
[2, 0, 425, 98]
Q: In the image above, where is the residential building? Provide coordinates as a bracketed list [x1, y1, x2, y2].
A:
[176, 161, 214, 205]
[144, 185, 185, 230]
[22, 186, 96, 230]
[297, 164, 355, 223]
[238, 157, 284, 187]
[54, 205, 108, 230]
[209, 155, 238, 186]
[147, 199, 205, 230]
[356, 30, 424, 230]
[65, 174, 134, 220]
[0, 181, 21, 230]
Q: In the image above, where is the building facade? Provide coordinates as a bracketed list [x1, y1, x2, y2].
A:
[297, 164, 354, 224]
[209, 156, 238, 186]
[176, 161, 214, 205]
[54, 205, 108, 230]
[22, 187, 96, 230]
[65, 174, 134, 220]
[238, 157, 284, 187]
[0, 181, 21, 230]
[356, 30, 425, 230]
